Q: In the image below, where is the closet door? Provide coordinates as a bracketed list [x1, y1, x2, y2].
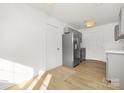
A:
[46, 24, 61, 70]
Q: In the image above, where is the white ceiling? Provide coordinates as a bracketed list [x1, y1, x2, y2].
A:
[28, 3, 124, 29]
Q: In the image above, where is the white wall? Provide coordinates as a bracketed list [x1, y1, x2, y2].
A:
[0, 4, 74, 86]
[0, 4, 47, 75]
[81, 22, 124, 62]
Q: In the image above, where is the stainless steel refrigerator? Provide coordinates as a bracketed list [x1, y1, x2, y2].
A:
[62, 27, 82, 68]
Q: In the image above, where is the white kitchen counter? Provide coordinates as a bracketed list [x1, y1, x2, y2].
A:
[105, 50, 124, 54]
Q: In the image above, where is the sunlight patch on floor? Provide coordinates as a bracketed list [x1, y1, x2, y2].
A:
[0, 58, 34, 86]
[27, 71, 45, 90]
[40, 74, 52, 90]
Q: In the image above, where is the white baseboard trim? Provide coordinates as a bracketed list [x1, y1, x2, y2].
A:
[110, 78, 120, 87]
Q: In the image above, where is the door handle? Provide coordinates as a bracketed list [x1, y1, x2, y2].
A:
[57, 48, 60, 50]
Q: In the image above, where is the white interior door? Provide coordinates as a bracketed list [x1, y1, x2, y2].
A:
[85, 31, 105, 61]
[46, 24, 61, 70]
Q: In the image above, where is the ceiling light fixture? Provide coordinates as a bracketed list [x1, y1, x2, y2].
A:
[84, 20, 96, 28]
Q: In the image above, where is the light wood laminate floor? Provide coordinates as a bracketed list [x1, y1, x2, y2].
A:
[7, 60, 119, 90]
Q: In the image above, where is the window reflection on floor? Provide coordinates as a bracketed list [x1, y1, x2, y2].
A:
[0, 58, 34, 84]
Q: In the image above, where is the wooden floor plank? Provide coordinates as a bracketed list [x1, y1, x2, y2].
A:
[7, 60, 119, 90]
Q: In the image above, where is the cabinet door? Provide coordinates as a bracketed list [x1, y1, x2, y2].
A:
[107, 53, 124, 88]
[106, 54, 108, 80]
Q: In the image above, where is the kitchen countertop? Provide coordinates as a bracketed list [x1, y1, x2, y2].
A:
[105, 50, 124, 54]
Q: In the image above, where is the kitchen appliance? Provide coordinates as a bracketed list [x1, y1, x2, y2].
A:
[80, 48, 86, 61]
[114, 25, 119, 41]
[114, 8, 124, 41]
[62, 27, 82, 68]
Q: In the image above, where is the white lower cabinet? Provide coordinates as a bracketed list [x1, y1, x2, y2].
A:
[106, 50, 124, 89]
